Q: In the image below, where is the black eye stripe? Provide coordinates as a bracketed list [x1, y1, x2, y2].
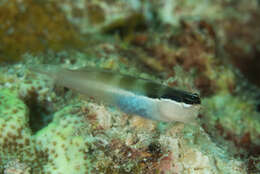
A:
[161, 93, 182, 102]
[134, 81, 201, 105]
[160, 87, 201, 104]
[182, 94, 201, 104]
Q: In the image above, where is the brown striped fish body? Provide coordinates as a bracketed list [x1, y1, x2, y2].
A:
[31, 65, 201, 123]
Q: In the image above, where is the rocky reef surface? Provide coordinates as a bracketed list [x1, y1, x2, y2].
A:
[0, 0, 259, 173]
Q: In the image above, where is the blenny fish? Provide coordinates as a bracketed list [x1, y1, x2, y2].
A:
[31, 65, 201, 123]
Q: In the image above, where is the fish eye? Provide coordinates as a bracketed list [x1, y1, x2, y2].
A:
[189, 93, 201, 104]
[180, 93, 200, 104]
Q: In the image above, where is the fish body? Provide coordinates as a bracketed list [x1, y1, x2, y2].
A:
[31, 65, 201, 123]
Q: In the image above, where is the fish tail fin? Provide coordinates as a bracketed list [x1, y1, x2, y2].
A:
[29, 65, 64, 91]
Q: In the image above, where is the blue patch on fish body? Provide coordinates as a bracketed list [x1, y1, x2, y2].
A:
[116, 94, 156, 119]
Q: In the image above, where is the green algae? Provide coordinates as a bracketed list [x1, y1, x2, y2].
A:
[202, 93, 260, 145]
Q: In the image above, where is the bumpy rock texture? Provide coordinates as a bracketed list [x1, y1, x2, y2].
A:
[0, 0, 260, 173]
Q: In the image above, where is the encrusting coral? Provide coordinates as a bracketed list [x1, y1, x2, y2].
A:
[4, 159, 31, 174]
[0, 88, 43, 173]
